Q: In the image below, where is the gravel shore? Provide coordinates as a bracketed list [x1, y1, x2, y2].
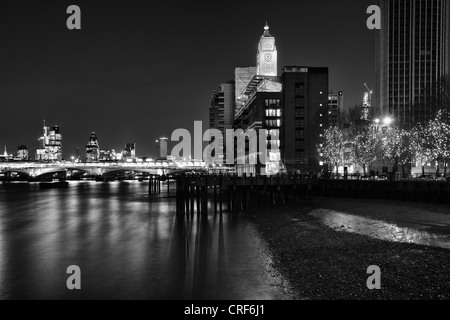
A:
[246, 199, 450, 300]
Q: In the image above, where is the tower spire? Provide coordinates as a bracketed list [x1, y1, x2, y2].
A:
[3, 145, 7, 157]
[257, 21, 277, 76]
[263, 21, 271, 37]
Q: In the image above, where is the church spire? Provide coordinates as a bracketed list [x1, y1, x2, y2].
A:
[3, 145, 7, 157]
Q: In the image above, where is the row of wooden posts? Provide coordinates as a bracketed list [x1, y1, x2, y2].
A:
[148, 174, 450, 217]
[148, 174, 177, 195]
[172, 174, 316, 216]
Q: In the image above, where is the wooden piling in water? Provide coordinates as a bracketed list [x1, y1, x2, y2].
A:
[214, 183, 217, 213]
[219, 178, 223, 214]
[196, 185, 201, 215]
[148, 176, 153, 195]
[172, 173, 450, 217]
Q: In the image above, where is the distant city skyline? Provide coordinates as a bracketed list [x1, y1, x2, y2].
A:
[1, 0, 446, 159]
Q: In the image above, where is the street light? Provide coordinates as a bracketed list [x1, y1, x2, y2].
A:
[378, 117, 394, 179]
[373, 119, 381, 133]
[383, 117, 393, 126]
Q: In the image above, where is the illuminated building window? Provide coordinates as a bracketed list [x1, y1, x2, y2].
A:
[265, 99, 281, 107]
[266, 109, 281, 117]
[265, 120, 281, 128]
[268, 129, 280, 137]
[270, 140, 281, 148]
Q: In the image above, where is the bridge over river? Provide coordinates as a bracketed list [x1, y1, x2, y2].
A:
[0, 160, 209, 180]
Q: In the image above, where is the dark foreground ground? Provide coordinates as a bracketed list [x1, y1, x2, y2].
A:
[246, 198, 450, 300]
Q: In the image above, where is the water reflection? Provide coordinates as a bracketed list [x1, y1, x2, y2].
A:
[0, 182, 289, 300]
[311, 209, 450, 250]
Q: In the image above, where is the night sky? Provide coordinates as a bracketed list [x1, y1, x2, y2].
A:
[1, 0, 378, 159]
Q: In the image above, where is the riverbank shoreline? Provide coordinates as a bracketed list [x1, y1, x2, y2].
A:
[245, 198, 450, 300]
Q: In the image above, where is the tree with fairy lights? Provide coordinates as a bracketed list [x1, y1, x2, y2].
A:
[382, 127, 414, 178]
[351, 125, 378, 176]
[411, 124, 434, 177]
[428, 109, 450, 177]
[318, 126, 344, 177]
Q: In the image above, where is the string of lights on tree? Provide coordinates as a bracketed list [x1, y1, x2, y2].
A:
[319, 108, 450, 177]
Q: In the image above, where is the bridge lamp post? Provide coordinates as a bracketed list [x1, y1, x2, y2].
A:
[71, 156, 75, 163]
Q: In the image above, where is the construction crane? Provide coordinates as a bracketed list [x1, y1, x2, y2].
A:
[364, 83, 373, 101]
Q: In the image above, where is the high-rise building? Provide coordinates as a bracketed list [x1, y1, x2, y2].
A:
[99, 149, 119, 162]
[234, 23, 278, 117]
[233, 83, 283, 175]
[232, 24, 328, 174]
[124, 143, 136, 160]
[47, 126, 62, 161]
[16, 145, 29, 161]
[234, 66, 329, 175]
[376, 0, 449, 127]
[35, 122, 62, 161]
[210, 82, 235, 162]
[156, 137, 168, 160]
[231, 25, 283, 175]
[281, 67, 329, 173]
[36, 147, 45, 161]
[85, 132, 100, 162]
[328, 91, 344, 127]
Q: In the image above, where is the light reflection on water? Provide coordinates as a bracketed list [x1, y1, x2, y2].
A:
[0, 181, 290, 300]
[311, 209, 450, 250]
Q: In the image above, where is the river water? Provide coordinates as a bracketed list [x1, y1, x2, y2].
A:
[0, 181, 290, 300]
